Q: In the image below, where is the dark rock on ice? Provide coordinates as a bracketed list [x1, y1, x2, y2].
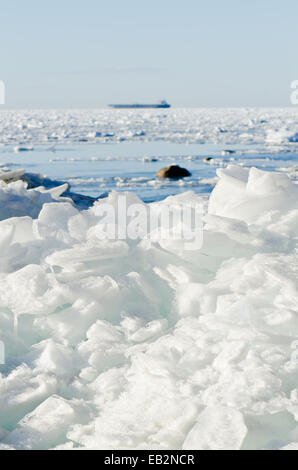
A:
[156, 165, 191, 179]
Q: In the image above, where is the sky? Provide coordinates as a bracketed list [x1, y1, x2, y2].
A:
[0, 0, 298, 108]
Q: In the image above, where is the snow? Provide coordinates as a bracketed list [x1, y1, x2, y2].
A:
[0, 160, 298, 449]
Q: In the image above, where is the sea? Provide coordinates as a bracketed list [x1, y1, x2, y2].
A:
[0, 107, 297, 202]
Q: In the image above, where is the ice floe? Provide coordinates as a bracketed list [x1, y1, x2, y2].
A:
[0, 108, 297, 147]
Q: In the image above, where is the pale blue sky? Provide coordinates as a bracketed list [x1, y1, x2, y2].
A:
[1, 0, 297, 108]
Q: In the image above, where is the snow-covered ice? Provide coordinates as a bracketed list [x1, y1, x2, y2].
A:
[0, 107, 297, 146]
[0, 161, 298, 449]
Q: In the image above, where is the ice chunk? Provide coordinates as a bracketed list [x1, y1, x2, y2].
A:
[183, 407, 247, 450]
[5, 395, 86, 450]
[209, 165, 298, 222]
[34, 202, 78, 241]
[0, 179, 72, 221]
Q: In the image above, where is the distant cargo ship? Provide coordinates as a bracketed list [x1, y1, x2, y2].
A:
[108, 100, 171, 109]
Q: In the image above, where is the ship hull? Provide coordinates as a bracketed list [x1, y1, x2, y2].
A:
[109, 104, 171, 109]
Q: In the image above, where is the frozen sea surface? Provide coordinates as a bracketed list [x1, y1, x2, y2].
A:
[1, 107, 298, 146]
[1, 108, 298, 201]
[0, 109, 298, 450]
[3, 140, 294, 202]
